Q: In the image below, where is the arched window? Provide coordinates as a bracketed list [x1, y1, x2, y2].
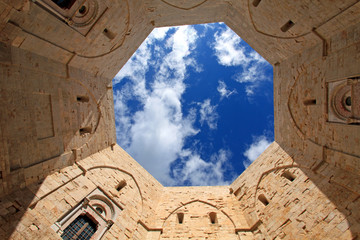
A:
[258, 194, 269, 206]
[52, 189, 121, 240]
[61, 214, 97, 240]
[328, 78, 360, 124]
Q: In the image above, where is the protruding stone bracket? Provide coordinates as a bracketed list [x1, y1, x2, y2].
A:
[235, 219, 262, 233]
[138, 220, 163, 234]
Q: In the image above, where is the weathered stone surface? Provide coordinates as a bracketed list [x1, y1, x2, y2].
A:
[0, 0, 359, 239]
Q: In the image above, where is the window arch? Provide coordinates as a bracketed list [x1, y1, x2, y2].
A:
[52, 188, 121, 240]
[328, 78, 360, 124]
[258, 194, 269, 206]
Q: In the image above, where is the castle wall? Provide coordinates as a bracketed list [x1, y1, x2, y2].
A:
[154, 186, 249, 239]
[227, 12, 360, 240]
[230, 142, 360, 240]
[0, 145, 163, 239]
[0, 45, 116, 197]
[0, 0, 359, 239]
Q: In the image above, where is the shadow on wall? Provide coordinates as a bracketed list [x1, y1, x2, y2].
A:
[278, 141, 360, 239]
[231, 141, 359, 239]
[0, 44, 115, 238]
[0, 161, 146, 239]
[0, 43, 115, 193]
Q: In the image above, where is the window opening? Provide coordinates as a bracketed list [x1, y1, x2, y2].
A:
[209, 212, 217, 224]
[78, 5, 87, 15]
[177, 213, 184, 224]
[281, 20, 295, 32]
[233, 187, 241, 196]
[95, 207, 104, 215]
[258, 194, 269, 206]
[79, 127, 92, 135]
[281, 171, 296, 182]
[116, 180, 127, 191]
[61, 214, 97, 240]
[345, 96, 351, 106]
[103, 28, 116, 40]
[51, 0, 76, 9]
[77, 95, 90, 102]
[303, 99, 316, 106]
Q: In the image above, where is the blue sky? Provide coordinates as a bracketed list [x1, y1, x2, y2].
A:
[112, 23, 274, 186]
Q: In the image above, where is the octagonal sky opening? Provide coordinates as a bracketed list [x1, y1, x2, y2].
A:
[112, 23, 274, 187]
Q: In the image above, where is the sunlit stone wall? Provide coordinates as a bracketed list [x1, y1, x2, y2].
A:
[0, 0, 359, 239]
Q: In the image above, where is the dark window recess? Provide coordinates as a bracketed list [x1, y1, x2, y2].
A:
[77, 95, 90, 102]
[281, 171, 296, 182]
[345, 96, 351, 106]
[233, 187, 241, 196]
[303, 99, 316, 106]
[253, 0, 262, 7]
[281, 20, 295, 32]
[103, 28, 116, 40]
[51, 0, 76, 9]
[177, 213, 184, 224]
[61, 214, 97, 240]
[209, 212, 217, 224]
[95, 207, 103, 215]
[258, 194, 269, 206]
[79, 127, 92, 135]
[116, 180, 127, 191]
[78, 5, 86, 14]
[6, 204, 20, 214]
[0, 171, 2, 179]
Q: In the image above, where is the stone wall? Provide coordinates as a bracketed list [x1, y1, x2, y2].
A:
[230, 142, 359, 240]
[0, 0, 359, 239]
[0, 146, 163, 239]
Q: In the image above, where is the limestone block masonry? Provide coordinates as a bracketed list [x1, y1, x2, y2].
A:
[0, 0, 359, 239]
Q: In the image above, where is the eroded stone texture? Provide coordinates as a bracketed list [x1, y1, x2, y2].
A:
[0, 0, 359, 239]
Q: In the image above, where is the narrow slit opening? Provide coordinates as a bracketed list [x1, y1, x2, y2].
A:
[303, 99, 316, 105]
[209, 212, 217, 224]
[116, 180, 127, 191]
[103, 28, 116, 40]
[77, 95, 90, 102]
[177, 213, 184, 224]
[233, 187, 241, 196]
[281, 20, 295, 32]
[281, 171, 296, 182]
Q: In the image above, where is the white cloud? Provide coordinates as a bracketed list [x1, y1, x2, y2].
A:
[175, 149, 232, 186]
[113, 23, 271, 186]
[212, 25, 271, 97]
[113, 26, 204, 185]
[217, 80, 237, 100]
[151, 27, 170, 40]
[213, 27, 249, 66]
[243, 136, 271, 168]
[199, 99, 218, 130]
